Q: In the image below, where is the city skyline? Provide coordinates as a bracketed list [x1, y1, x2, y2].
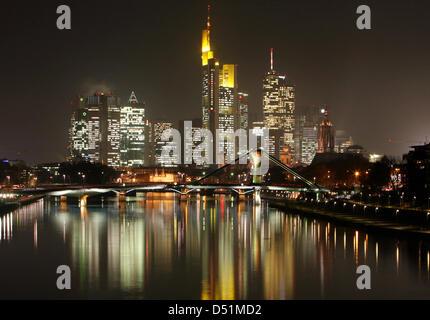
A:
[2, 0, 430, 164]
[3, 1, 430, 303]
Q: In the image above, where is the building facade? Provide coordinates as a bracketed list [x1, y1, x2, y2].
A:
[120, 91, 146, 167]
[262, 49, 295, 161]
[238, 92, 248, 130]
[317, 108, 335, 153]
[201, 6, 219, 135]
[68, 91, 122, 167]
[151, 121, 176, 167]
[68, 95, 88, 160]
[295, 105, 325, 165]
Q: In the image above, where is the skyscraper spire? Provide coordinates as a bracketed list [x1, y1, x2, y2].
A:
[201, 4, 214, 66]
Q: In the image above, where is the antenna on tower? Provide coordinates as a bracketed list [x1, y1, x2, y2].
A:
[270, 48, 274, 71]
[207, 4, 211, 33]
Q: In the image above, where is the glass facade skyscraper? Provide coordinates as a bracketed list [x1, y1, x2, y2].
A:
[201, 5, 218, 135]
[120, 91, 146, 167]
[69, 92, 121, 167]
[262, 49, 295, 162]
[238, 92, 248, 131]
[68, 95, 88, 160]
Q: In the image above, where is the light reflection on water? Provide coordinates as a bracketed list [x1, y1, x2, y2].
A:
[0, 194, 430, 299]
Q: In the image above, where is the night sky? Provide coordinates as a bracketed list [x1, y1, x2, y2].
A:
[1, 0, 430, 164]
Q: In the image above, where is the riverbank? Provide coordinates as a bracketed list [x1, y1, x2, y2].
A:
[0, 195, 45, 215]
[266, 197, 430, 240]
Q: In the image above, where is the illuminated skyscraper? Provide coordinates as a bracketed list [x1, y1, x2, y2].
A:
[201, 5, 219, 135]
[218, 64, 238, 133]
[106, 96, 121, 168]
[217, 64, 238, 163]
[68, 95, 88, 160]
[238, 92, 248, 130]
[295, 105, 324, 164]
[86, 91, 121, 167]
[151, 121, 176, 167]
[301, 125, 318, 165]
[317, 108, 335, 153]
[120, 91, 146, 167]
[262, 48, 295, 161]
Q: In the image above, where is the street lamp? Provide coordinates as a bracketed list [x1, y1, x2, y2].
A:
[82, 174, 86, 187]
[63, 174, 66, 184]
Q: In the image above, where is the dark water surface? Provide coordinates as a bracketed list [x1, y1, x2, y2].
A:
[0, 193, 429, 299]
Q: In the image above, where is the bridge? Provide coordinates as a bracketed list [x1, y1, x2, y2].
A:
[9, 149, 329, 206]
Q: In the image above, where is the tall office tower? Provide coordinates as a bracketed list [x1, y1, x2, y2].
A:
[295, 105, 325, 164]
[251, 121, 270, 153]
[86, 91, 121, 167]
[294, 113, 306, 163]
[301, 124, 318, 165]
[120, 91, 146, 167]
[144, 121, 155, 166]
[218, 64, 237, 132]
[152, 121, 176, 167]
[317, 108, 335, 153]
[86, 94, 102, 163]
[262, 48, 295, 161]
[238, 92, 248, 130]
[217, 64, 238, 163]
[68, 95, 89, 160]
[201, 5, 219, 135]
[106, 96, 121, 168]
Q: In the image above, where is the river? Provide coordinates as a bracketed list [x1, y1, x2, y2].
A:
[0, 193, 429, 299]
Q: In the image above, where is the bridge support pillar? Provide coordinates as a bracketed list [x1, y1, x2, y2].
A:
[253, 189, 261, 205]
[118, 191, 126, 202]
[79, 195, 88, 207]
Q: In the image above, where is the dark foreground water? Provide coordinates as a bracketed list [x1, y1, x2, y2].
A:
[0, 193, 429, 299]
